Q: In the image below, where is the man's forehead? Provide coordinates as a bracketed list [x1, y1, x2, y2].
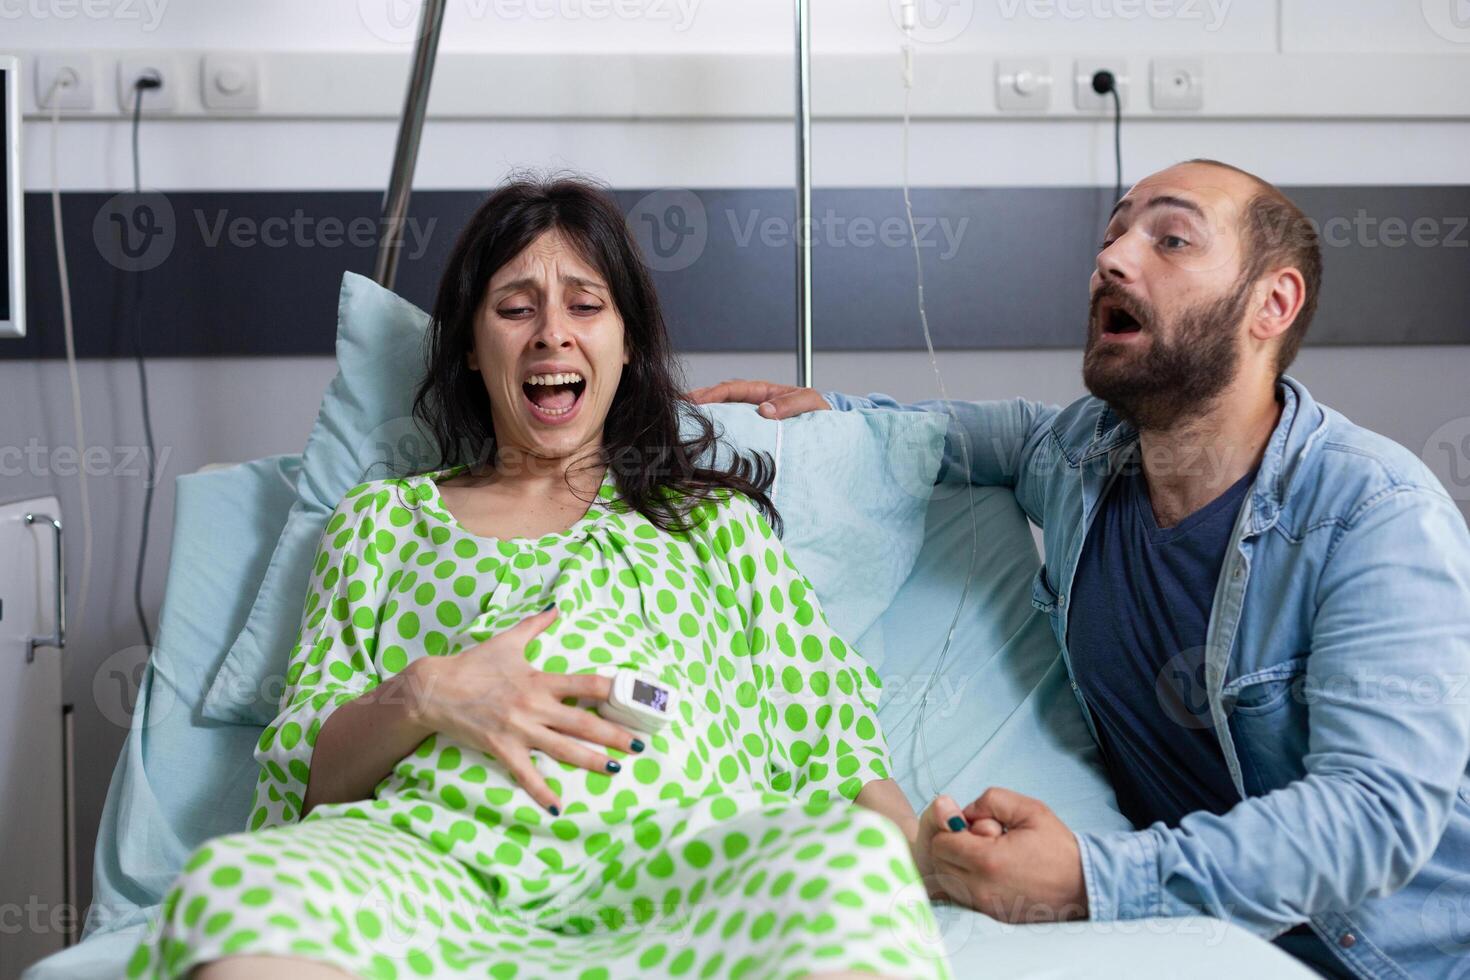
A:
[1112, 165, 1252, 225]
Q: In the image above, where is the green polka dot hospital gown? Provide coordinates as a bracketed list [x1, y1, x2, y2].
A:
[128, 463, 950, 979]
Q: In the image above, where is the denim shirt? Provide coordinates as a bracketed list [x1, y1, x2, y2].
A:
[827, 377, 1470, 979]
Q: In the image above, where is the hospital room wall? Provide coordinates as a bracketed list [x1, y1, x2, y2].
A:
[5, 0, 1470, 926]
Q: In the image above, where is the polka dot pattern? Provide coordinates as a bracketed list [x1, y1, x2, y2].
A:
[125, 465, 943, 979]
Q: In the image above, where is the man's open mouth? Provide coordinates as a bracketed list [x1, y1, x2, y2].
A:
[1105, 305, 1146, 334]
[1096, 295, 1147, 336]
[522, 371, 587, 419]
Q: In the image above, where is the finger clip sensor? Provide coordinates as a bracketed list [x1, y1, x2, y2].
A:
[596, 671, 677, 734]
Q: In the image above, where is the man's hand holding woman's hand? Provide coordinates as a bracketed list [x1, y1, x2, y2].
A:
[912, 794, 1004, 903]
[687, 379, 830, 420]
[914, 788, 1089, 923]
[403, 607, 643, 815]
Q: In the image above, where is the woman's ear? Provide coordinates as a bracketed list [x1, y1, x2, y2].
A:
[466, 347, 480, 372]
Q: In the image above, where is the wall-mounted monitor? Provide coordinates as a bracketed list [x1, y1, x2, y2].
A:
[1, 55, 24, 338]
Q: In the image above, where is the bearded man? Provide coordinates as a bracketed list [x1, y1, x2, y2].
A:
[692, 159, 1470, 979]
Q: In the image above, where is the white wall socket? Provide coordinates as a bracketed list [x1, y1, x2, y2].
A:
[1151, 58, 1204, 111]
[996, 58, 1053, 111]
[202, 54, 261, 110]
[35, 54, 95, 110]
[118, 56, 178, 112]
[1074, 59, 1129, 112]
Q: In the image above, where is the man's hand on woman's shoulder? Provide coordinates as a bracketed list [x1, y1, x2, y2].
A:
[687, 379, 831, 420]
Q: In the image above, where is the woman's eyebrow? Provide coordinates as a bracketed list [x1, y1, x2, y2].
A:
[491, 277, 539, 295]
[491, 274, 607, 294]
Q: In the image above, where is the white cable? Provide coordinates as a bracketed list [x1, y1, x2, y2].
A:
[46, 76, 94, 637]
[771, 419, 784, 502]
[898, 15, 981, 803]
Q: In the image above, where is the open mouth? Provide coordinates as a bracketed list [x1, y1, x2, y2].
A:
[1095, 294, 1148, 337]
[522, 371, 587, 422]
[1104, 307, 1143, 334]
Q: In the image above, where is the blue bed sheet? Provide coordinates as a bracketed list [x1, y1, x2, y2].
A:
[23, 458, 1311, 979]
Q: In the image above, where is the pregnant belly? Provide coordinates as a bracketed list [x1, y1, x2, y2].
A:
[370, 606, 750, 899]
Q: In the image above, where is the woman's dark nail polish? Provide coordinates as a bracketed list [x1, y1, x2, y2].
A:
[606, 760, 621, 773]
[630, 739, 645, 753]
[947, 816, 967, 832]
[548, 804, 560, 816]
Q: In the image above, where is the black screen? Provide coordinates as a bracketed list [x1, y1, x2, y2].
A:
[1, 68, 10, 322]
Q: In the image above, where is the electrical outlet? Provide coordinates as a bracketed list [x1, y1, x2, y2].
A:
[35, 54, 95, 110]
[202, 53, 261, 110]
[995, 58, 1052, 112]
[117, 56, 178, 112]
[1074, 59, 1129, 112]
[1151, 58, 1204, 111]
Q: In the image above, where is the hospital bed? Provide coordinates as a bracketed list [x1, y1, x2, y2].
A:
[22, 449, 1311, 978]
[23, 3, 1313, 972]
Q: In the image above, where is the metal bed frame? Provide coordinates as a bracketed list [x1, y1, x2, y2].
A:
[369, 0, 815, 388]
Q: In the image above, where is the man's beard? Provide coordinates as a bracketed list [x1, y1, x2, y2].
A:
[1082, 276, 1253, 432]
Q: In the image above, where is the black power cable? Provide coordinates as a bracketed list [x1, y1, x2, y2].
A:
[129, 73, 162, 650]
[1092, 70, 1123, 204]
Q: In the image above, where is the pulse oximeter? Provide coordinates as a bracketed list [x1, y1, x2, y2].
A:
[596, 671, 677, 734]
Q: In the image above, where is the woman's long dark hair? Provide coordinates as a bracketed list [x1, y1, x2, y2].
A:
[410, 173, 780, 535]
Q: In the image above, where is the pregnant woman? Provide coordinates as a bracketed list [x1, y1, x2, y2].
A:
[126, 177, 948, 980]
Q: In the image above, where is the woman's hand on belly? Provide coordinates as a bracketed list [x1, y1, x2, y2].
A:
[407, 606, 643, 814]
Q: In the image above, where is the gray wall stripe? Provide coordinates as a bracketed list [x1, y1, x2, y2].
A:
[6, 186, 1468, 360]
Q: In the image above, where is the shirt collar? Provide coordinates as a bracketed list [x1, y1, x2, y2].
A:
[1083, 375, 1324, 535]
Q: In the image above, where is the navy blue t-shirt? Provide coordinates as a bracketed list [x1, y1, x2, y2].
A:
[1067, 460, 1350, 977]
[1067, 461, 1258, 830]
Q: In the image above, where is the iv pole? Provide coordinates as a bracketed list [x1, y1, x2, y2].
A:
[793, 0, 814, 388]
[373, 0, 448, 290]
[372, 0, 815, 389]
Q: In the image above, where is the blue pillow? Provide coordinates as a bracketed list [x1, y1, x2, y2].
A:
[684, 402, 948, 642]
[203, 271, 945, 726]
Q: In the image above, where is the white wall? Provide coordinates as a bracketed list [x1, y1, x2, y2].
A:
[9, 0, 1470, 54]
[3, 0, 1469, 934]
